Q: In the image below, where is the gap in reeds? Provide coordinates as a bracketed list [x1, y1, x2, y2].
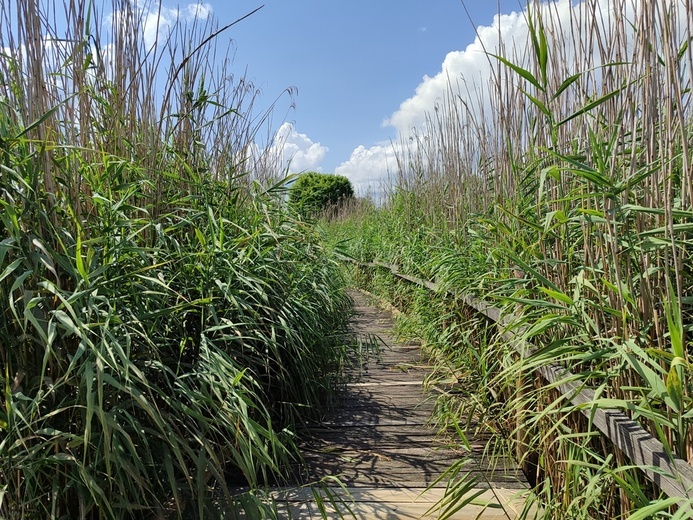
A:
[322, 0, 693, 517]
[0, 1, 358, 518]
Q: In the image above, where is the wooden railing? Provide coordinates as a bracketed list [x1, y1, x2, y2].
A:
[344, 256, 693, 508]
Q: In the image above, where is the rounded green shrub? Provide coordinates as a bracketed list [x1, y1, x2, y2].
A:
[289, 172, 354, 217]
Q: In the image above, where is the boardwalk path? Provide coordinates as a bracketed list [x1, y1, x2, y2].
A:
[277, 290, 528, 519]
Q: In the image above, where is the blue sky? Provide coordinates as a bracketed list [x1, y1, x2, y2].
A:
[109, 0, 550, 194]
[17, 1, 664, 195]
[224, 2, 518, 167]
[198, 1, 523, 192]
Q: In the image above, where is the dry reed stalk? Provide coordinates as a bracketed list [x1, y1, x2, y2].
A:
[374, 0, 693, 513]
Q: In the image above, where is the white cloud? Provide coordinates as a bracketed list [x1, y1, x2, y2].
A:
[108, 2, 213, 49]
[338, 0, 677, 202]
[335, 7, 533, 201]
[335, 143, 399, 199]
[271, 122, 328, 173]
[143, 3, 213, 48]
[184, 3, 213, 20]
[386, 9, 527, 134]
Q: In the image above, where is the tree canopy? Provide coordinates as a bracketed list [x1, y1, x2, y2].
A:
[289, 172, 354, 217]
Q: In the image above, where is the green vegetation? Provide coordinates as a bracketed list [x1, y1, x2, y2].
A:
[0, 2, 352, 519]
[289, 172, 354, 218]
[324, 1, 693, 517]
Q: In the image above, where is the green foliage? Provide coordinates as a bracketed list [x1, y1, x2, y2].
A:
[289, 172, 354, 217]
[0, 147, 354, 520]
[0, 2, 354, 518]
[323, 1, 693, 518]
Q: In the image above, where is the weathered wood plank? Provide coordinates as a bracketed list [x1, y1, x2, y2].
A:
[273, 487, 530, 519]
[348, 256, 693, 508]
[291, 288, 527, 507]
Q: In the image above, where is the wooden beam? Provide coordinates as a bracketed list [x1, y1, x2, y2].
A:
[346, 256, 693, 507]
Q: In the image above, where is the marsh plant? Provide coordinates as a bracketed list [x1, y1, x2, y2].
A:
[0, 1, 353, 518]
[326, 0, 693, 517]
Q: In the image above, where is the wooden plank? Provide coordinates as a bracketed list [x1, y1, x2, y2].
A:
[538, 362, 693, 502]
[314, 419, 433, 427]
[305, 427, 446, 442]
[301, 451, 522, 472]
[327, 405, 433, 415]
[290, 287, 527, 518]
[272, 486, 530, 519]
[352, 257, 693, 507]
[345, 380, 427, 387]
[293, 471, 527, 489]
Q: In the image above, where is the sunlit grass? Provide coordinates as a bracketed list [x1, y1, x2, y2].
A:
[324, 0, 693, 517]
[0, 1, 354, 518]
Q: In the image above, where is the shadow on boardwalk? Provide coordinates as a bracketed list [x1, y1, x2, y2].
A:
[279, 289, 529, 519]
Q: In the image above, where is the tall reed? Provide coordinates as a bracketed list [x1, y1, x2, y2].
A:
[327, 0, 693, 516]
[0, 1, 352, 518]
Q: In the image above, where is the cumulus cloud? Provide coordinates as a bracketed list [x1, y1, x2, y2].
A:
[334, 7, 534, 200]
[335, 143, 398, 199]
[270, 122, 328, 173]
[335, 13, 526, 200]
[337, 0, 661, 201]
[184, 3, 213, 20]
[108, 2, 213, 49]
[143, 3, 213, 48]
[385, 9, 528, 133]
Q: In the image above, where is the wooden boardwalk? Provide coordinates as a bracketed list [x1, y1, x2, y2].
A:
[275, 290, 528, 519]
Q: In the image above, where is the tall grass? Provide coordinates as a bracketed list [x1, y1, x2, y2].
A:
[0, 1, 353, 518]
[326, 0, 693, 516]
